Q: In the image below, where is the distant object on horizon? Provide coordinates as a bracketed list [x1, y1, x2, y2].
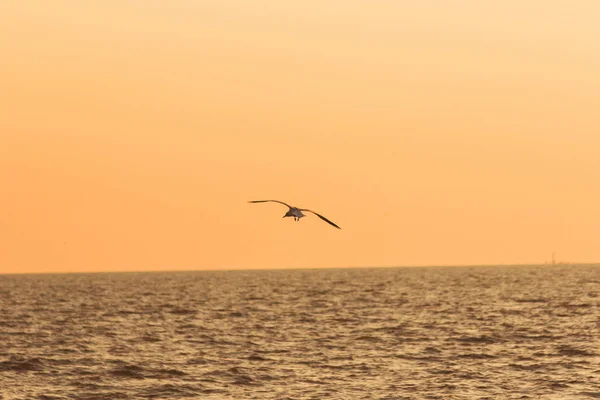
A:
[248, 200, 341, 229]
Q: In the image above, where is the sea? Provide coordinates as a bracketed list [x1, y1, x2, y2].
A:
[0, 264, 599, 400]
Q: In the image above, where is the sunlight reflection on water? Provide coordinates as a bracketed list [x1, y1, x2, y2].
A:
[0, 265, 599, 399]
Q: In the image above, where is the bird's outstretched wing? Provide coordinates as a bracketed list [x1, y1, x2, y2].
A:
[248, 200, 292, 208]
[300, 209, 341, 229]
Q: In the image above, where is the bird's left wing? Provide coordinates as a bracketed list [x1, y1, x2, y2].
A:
[300, 209, 341, 229]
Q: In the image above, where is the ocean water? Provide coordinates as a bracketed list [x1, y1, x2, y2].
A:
[0, 265, 599, 400]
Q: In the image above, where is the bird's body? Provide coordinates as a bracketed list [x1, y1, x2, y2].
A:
[283, 207, 307, 221]
[248, 200, 341, 229]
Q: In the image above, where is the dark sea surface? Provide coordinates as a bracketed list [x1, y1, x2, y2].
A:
[1, 265, 599, 400]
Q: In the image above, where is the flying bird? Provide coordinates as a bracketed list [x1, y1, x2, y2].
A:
[248, 200, 341, 229]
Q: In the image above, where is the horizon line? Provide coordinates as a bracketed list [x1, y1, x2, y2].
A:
[2, 262, 599, 276]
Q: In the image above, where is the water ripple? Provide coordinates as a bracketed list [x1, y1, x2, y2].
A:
[0, 265, 598, 399]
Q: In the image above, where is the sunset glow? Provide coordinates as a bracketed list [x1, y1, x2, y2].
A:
[2, 1, 599, 273]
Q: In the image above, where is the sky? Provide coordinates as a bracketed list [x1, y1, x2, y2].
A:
[1, 1, 599, 274]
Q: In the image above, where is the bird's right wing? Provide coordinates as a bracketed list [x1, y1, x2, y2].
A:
[248, 200, 292, 208]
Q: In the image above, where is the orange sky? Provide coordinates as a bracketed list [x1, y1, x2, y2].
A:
[1, 1, 599, 273]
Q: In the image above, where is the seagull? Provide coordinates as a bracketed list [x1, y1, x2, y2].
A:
[248, 200, 341, 229]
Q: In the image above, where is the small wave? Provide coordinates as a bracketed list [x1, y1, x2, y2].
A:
[187, 334, 219, 344]
[549, 382, 571, 389]
[141, 335, 161, 343]
[418, 347, 439, 355]
[115, 309, 142, 315]
[579, 392, 600, 398]
[0, 357, 46, 372]
[557, 345, 596, 357]
[109, 362, 188, 380]
[76, 390, 129, 400]
[228, 311, 246, 317]
[394, 354, 442, 362]
[316, 363, 346, 370]
[227, 366, 246, 374]
[332, 317, 355, 323]
[513, 333, 563, 340]
[247, 354, 271, 361]
[508, 363, 547, 371]
[456, 353, 496, 359]
[559, 302, 593, 308]
[169, 307, 196, 315]
[187, 357, 210, 365]
[300, 378, 328, 385]
[140, 383, 203, 397]
[256, 348, 289, 354]
[152, 368, 187, 378]
[231, 374, 256, 386]
[514, 298, 547, 303]
[453, 335, 499, 344]
[354, 335, 383, 342]
[204, 366, 259, 386]
[429, 368, 455, 375]
[109, 363, 145, 379]
[206, 366, 247, 377]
